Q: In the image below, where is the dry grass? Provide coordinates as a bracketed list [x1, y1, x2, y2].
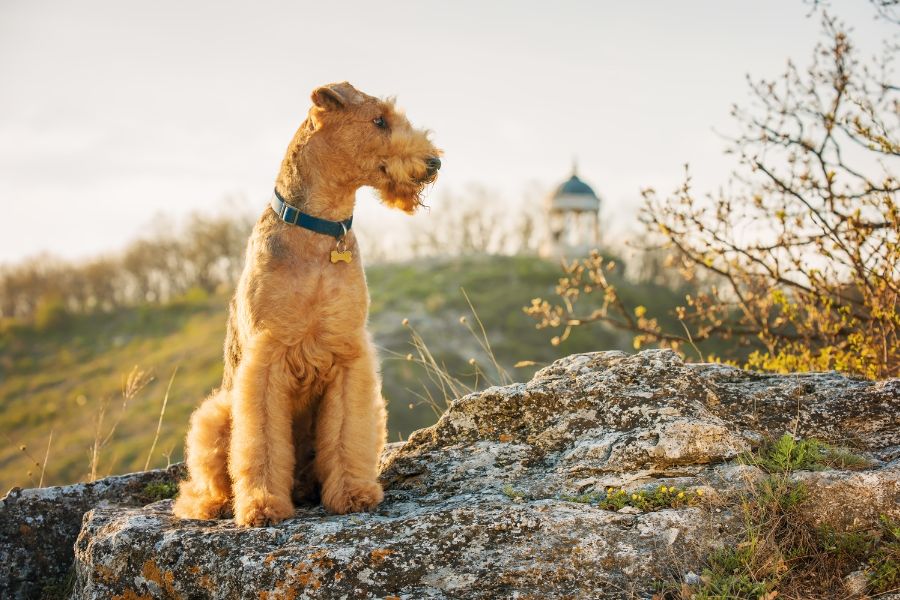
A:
[144, 367, 178, 471]
[2, 431, 48, 489]
[384, 288, 518, 418]
[4, 365, 181, 489]
[89, 366, 153, 482]
[38, 429, 52, 488]
[655, 439, 897, 599]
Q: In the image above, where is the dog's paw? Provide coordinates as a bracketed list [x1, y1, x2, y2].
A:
[172, 486, 232, 520]
[322, 479, 384, 514]
[233, 494, 294, 527]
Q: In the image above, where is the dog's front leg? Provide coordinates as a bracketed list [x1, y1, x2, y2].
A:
[228, 332, 296, 527]
[315, 342, 386, 514]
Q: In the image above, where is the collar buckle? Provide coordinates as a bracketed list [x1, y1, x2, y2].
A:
[280, 201, 300, 225]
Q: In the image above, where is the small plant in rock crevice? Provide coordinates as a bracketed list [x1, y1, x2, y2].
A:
[741, 434, 872, 473]
[562, 485, 705, 512]
[143, 481, 179, 502]
[501, 484, 527, 502]
[500, 483, 707, 512]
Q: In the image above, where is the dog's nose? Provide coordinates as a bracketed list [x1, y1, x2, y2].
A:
[425, 156, 442, 172]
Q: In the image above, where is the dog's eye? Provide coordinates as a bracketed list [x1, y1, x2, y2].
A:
[373, 116, 387, 129]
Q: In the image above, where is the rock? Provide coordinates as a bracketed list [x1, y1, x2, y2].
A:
[793, 467, 900, 529]
[843, 569, 868, 596]
[689, 361, 900, 457]
[0, 464, 184, 600]
[8, 350, 900, 599]
[75, 497, 726, 599]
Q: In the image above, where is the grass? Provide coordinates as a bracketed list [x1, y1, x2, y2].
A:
[388, 288, 514, 418]
[142, 481, 179, 502]
[688, 546, 775, 599]
[741, 434, 872, 473]
[0, 293, 224, 490]
[144, 366, 177, 471]
[40, 567, 75, 600]
[1, 254, 675, 491]
[868, 516, 900, 594]
[656, 436, 894, 599]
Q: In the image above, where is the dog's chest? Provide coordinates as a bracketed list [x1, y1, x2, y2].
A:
[270, 261, 369, 337]
[275, 267, 369, 388]
[240, 237, 370, 367]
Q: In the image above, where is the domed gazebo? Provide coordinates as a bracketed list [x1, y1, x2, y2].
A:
[540, 164, 601, 258]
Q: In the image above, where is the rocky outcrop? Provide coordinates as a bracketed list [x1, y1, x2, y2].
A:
[3, 350, 898, 599]
[66, 350, 899, 599]
[0, 464, 184, 599]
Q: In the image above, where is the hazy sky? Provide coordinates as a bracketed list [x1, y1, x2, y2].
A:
[0, 0, 891, 262]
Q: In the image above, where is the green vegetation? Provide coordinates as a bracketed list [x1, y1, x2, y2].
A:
[526, 15, 900, 380]
[0, 254, 681, 491]
[657, 437, 895, 599]
[689, 545, 775, 600]
[143, 481, 179, 502]
[869, 516, 900, 593]
[501, 484, 527, 501]
[0, 292, 225, 491]
[39, 567, 75, 600]
[684, 494, 900, 598]
[741, 434, 872, 473]
[504, 484, 706, 512]
[561, 485, 703, 512]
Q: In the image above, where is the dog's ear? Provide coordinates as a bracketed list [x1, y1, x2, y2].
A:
[311, 84, 348, 111]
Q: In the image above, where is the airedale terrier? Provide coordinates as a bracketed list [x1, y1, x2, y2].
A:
[172, 82, 440, 526]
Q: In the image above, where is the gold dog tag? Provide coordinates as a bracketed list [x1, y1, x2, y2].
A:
[330, 249, 352, 264]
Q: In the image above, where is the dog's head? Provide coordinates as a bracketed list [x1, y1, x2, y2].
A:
[306, 82, 441, 213]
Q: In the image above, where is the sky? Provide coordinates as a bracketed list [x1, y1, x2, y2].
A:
[0, 0, 892, 263]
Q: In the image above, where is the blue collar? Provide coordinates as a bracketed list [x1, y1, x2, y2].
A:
[270, 189, 353, 239]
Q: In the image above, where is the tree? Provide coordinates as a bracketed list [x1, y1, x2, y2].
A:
[526, 14, 899, 379]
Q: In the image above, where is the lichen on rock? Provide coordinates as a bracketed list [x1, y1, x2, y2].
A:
[0, 464, 185, 600]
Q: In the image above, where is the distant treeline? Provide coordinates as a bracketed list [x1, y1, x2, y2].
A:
[0, 213, 254, 325]
[0, 190, 549, 325]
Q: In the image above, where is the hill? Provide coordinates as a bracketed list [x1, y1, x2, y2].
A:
[0, 254, 684, 490]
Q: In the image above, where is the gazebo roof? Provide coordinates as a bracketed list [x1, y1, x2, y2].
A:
[549, 168, 600, 212]
[554, 174, 597, 198]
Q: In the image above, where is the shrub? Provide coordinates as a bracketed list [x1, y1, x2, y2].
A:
[527, 15, 900, 379]
[32, 295, 68, 332]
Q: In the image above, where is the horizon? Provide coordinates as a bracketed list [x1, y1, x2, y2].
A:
[0, 0, 892, 264]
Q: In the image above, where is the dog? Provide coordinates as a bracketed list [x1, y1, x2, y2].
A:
[172, 81, 440, 526]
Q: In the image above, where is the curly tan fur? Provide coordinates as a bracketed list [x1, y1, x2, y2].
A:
[172, 82, 440, 526]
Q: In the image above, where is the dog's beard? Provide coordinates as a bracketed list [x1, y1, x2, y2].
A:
[376, 180, 428, 214]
